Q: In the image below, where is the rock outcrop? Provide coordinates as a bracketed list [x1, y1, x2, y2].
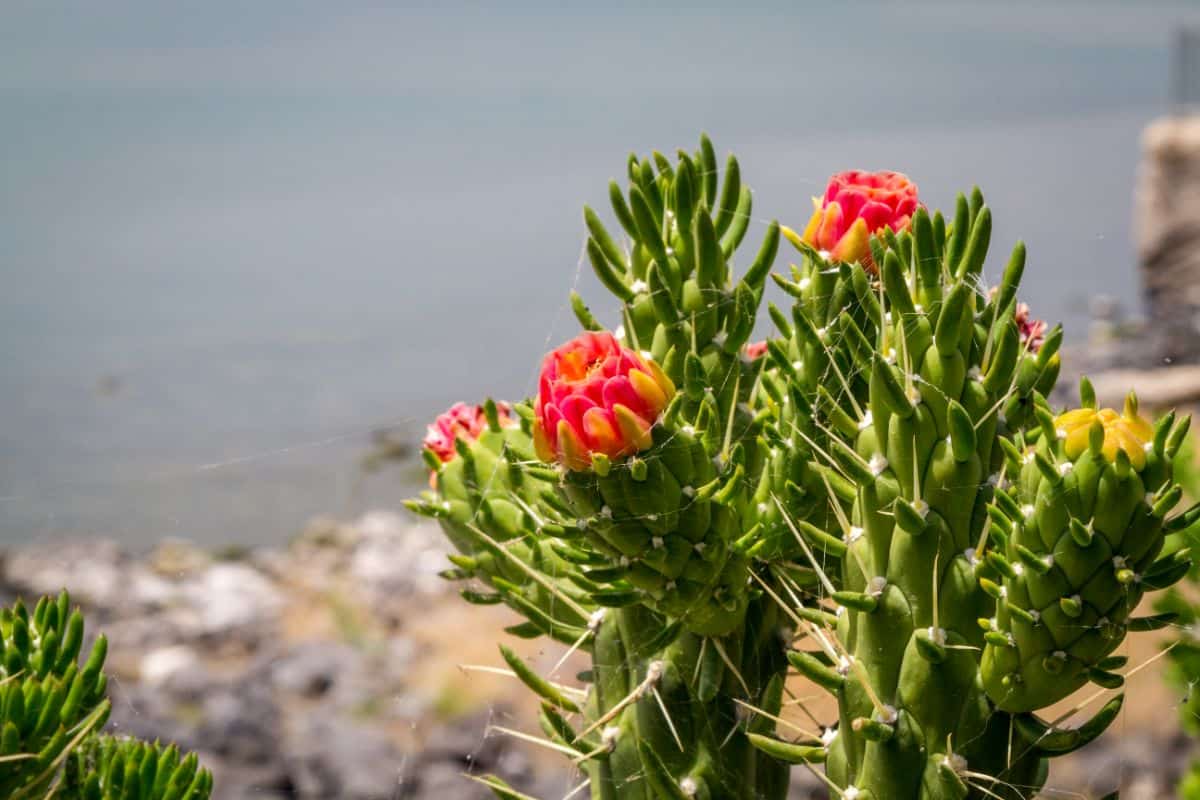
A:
[1135, 115, 1200, 364]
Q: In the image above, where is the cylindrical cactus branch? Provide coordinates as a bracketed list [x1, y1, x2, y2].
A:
[573, 598, 789, 800]
[981, 396, 1189, 711]
[753, 177, 1194, 800]
[408, 143, 1196, 800]
[533, 330, 752, 636]
[528, 331, 789, 796]
[413, 138, 809, 799]
[538, 142, 846, 797]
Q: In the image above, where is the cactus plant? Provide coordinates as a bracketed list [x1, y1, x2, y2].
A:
[408, 137, 1196, 799]
[0, 591, 212, 799]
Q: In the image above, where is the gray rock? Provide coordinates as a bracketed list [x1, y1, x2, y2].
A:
[348, 512, 449, 600]
[134, 644, 221, 707]
[207, 764, 293, 800]
[270, 641, 362, 699]
[1135, 115, 1200, 364]
[197, 680, 282, 762]
[140, 644, 201, 686]
[180, 562, 283, 636]
[285, 716, 404, 799]
[789, 767, 829, 799]
[4, 539, 130, 610]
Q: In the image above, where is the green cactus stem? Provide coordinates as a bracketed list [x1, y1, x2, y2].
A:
[753, 192, 1192, 800]
[410, 142, 1193, 800]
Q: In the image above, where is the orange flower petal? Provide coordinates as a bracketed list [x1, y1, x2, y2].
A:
[582, 408, 621, 457]
[816, 201, 843, 251]
[1121, 413, 1153, 443]
[612, 404, 653, 453]
[830, 217, 870, 266]
[533, 331, 677, 471]
[1056, 406, 1152, 469]
[532, 420, 556, 463]
[645, 358, 676, 401]
[556, 419, 591, 471]
[629, 368, 668, 415]
[1109, 425, 1147, 471]
[801, 203, 823, 246]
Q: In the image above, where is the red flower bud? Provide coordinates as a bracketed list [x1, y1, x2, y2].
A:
[1014, 302, 1047, 353]
[799, 170, 918, 270]
[423, 401, 513, 465]
[744, 340, 769, 360]
[532, 332, 675, 471]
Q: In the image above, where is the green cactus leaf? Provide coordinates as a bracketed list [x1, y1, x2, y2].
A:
[503, 622, 544, 639]
[467, 774, 543, 800]
[745, 733, 826, 765]
[713, 155, 740, 239]
[587, 237, 634, 303]
[787, 651, 844, 692]
[1016, 695, 1123, 756]
[498, 645, 579, 713]
[720, 187, 753, 259]
[742, 220, 780, 292]
[569, 290, 604, 332]
[945, 193, 970, 269]
[1128, 612, 1178, 632]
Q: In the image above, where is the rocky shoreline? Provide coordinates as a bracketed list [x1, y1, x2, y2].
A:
[0, 511, 1191, 799]
[0, 514, 564, 800]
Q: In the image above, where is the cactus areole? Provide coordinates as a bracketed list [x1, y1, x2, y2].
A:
[407, 137, 1196, 800]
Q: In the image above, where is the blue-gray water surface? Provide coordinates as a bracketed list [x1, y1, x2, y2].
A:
[2, 2, 1197, 548]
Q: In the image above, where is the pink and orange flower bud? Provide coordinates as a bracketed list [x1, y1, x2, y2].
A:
[532, 331, 676, 471]
[796, 170, 918, 270]
[1014, 302, 1047, 353]
[423, 401, 513, 465]
[744, 340, 769, 360]
[987, 288, 1048, 354]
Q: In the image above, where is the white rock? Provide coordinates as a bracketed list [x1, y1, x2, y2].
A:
[180, 563, 283, 634]
[140, 644, 199, 687]
[128, 569, 178, 609]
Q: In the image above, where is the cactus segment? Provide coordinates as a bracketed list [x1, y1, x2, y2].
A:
[979, 399, 1183, 712]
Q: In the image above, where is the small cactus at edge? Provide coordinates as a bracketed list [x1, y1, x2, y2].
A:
[0, 591, 212, 798]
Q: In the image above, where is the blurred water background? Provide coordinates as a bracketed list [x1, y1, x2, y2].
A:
[3, 1, 1199, 548]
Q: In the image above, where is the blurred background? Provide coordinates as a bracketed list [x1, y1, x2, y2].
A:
[4, 0, 1200, 548]
[5, 3, 1200, 798]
